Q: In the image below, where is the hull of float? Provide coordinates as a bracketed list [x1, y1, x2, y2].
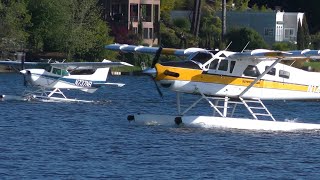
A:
[130, 114, 320, 131]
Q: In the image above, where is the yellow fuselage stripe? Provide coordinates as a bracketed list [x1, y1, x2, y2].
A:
[155, 64, 308, 92]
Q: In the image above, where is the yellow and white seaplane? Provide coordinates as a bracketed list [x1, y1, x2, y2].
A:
[0, 59, 132, 102]
[106, 43, 320, 131]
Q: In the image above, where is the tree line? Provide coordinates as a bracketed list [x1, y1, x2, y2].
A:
[0, 0, 113, 61]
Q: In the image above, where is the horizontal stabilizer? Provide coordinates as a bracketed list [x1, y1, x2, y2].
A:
[51, 60, 133, 70]
[93, 82, 125, 87]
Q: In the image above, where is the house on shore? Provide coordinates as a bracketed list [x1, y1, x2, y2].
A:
[171, 10, 305, 45]
[100, 0, 160, 46]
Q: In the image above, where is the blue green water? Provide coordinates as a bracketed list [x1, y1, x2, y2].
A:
[1, 73, 320, 179]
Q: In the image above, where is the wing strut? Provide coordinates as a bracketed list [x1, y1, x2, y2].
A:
[239, 58, 282, 97]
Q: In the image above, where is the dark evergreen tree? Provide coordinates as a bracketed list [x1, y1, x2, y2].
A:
[302, 15, 310, 49]
[297, 19, 305, 50]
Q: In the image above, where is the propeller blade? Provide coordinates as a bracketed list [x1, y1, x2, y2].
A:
[20, 57, 27, 86]
[21, 57, 25, 70]
[151, 47, 163, 68]
[152, 78, 163, 98]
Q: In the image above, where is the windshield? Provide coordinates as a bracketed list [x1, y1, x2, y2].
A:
[190, 52, 213, 64]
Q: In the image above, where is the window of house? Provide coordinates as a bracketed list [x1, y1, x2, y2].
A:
[149, 28, 153, 39]
[284, 28, 295, 40]
[279, 70, 290, 79]
[133, 27, 138, 34]
[143, 28, 149, 39]
[243, 65, 260, 77]
[265, 66, 276, 75]
[130, 4, 138, 22]
[264, 28, 274, 37]
[218, 60, 228, 71]
[140, 4, 152, 22]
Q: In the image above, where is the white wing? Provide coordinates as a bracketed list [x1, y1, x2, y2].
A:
[229, 49, 320, 60]
[105, 44, 207, 56]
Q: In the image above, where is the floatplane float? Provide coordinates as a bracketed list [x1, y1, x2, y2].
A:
[0, 59, 132, 102]
[106, 43, 320, 131]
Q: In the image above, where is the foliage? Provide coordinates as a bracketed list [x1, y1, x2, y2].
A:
[225, 27, 268, 51]
[297, 16, 310, 50]
[27, 0, 112, 61]
[233, 0, 249, 11]
[272, 42, 296, 51]
[296, 19, 304, 50]
[311, 32, 320, 49]
[174, 0, 194, 10]
[159, 23, 181, 48]
[160, 0, 176, 12]
[173, 17, 191, 31]
[199, 11, 222, 49]
[0, 0, 31, 52]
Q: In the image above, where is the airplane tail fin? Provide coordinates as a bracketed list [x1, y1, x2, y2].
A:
[89, 59, 111, 82]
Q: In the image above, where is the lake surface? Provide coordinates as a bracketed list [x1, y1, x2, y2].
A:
[1, 73, 320, 179]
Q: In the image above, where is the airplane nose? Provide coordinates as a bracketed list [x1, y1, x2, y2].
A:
[142, 68, 157, 76]
[20, 70, 27, 74]
[20, 70, 31, 75]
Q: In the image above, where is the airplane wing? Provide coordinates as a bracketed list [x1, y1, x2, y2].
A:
[50, 60, 133, 70]
[228, 49, 320, 60]
[0, 60, 50, 69]
[105, 44, 207, 56]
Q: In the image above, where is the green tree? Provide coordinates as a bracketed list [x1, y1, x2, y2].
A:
[28, 0, 70, 52]
[0, 0, 31, 52]
[173, 17, 191, 31]
[311, 32, 320, 49]
[297, 19, 305, 50]
[28, 0, 112, 60]
[161, 0, 176, 12]
[272, 42, 296, 51]
[199, 14, 222, 49]
[226, 27, 268, 51]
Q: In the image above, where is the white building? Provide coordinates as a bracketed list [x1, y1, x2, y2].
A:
[171, 10, 305, 45]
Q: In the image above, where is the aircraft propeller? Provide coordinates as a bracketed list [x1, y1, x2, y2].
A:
[20, 56, 28, 86]
[143, 46, 163, 98]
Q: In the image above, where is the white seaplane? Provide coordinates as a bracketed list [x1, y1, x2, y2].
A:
[106, 43, 320, 131]
[0, 59, 132, 102]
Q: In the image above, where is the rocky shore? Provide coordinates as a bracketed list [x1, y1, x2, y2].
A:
[0, 65, 13, 72]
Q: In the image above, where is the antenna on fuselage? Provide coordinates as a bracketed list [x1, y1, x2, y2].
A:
[224, 41, 232, 50]
[241, 41, 250, 53]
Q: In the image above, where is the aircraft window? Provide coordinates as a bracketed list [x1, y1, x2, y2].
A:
[218, 60, 228, 71]
[209, 59, 219, 70]
[191, 52, 212, 64]
[279, 70, 290, 79]
[61, 69, 69, 76]
[52, 68, 62, 75]
[265, 66, 276, 75]
[230, 61, 236, 73]
[243, 65, 260, 77]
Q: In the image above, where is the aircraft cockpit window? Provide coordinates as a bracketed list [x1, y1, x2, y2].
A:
[279, 70, 290, 79]
[61, 69, 69, 76]
[243, 65, 260, 77]
[52, 68, 62, 75]
[265, 66, 276, 75]
[230, 61, 236, 73]
[191, 52, 212, 64]
[209, 59, 219, 70]
[218, 60, 228, 71]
